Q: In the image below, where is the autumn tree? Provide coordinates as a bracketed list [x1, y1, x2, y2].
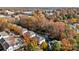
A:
[61, 38, 73, 51]
[40, 41, 48, 51]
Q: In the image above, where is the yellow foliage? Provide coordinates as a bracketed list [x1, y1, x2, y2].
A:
[76, 24, 79, 29]
[7, 23, 13, 30]
[31, 37, 38, 47]
[41, 41, 48, 50]
[72, 18, 78, 23]
[60, 32, 66, 39]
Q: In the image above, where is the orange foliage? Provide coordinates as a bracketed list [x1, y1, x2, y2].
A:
[23, 33, 30, 45]
[16, 26, 23, 34]
[61, 38, 73, 51]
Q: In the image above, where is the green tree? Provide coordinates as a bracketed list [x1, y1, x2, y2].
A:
[51, 40, 61, 51]
[69, 38, 77, 50]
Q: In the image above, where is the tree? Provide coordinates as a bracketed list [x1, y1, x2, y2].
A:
[68, 29, 77, 37]
[75, 34, 79, 50]
[23, 33, 30, 45]
[30, 37, 38, 48]
[40, 41, 48, 51]
[60, 32, 67, 39]
[76, 24, 79, 29]
[61, 38, 73, 51]
[51, 40, 61, 51]
[69, 38, 77, 50]
[27, 37, 41, 51]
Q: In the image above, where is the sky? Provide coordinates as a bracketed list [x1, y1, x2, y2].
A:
[0, 0, 78, 7]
